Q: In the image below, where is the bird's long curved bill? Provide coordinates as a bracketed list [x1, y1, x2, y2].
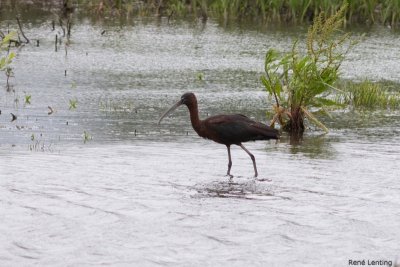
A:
[158, 100, 182, 124]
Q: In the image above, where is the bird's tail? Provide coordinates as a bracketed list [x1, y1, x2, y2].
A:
[254, 123, 279, 140]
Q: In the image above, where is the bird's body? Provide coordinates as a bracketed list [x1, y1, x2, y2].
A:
[158, 92, 278, 177]
[199, 114, 279, 145]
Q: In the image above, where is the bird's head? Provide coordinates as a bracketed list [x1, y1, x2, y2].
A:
[180, 92, 196, 105]
[158, 92, 197, 124]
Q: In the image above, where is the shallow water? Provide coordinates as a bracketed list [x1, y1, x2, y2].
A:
[1, 14, 400, 266]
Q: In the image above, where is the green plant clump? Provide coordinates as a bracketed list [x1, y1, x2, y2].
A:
[83, 131, 92, 143]
[338, 80, 400, 109]
[262, 3, 355, 135]
[69, 98, 78, 110]
[24, 94, 32, 105]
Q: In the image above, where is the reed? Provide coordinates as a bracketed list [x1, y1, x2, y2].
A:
[66, 0, 400, 26]
[2, 0, 400, 26]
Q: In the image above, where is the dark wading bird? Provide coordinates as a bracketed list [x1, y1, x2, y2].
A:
[158, 92, 279, 177]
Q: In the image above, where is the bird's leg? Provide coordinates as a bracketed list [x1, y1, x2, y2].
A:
[239, 144, 258, 177]
[226, 145, 233, 178]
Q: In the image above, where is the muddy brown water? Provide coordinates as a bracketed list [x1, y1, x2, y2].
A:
[1, 15, 400, 266]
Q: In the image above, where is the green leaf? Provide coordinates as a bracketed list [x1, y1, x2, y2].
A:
[3, 32, 16, 43]
[8, 52, 15, 61]
[273, 80, 282, 98]
[0, 57, 5, 69]
[261, 75, 272, 94]
[264, 49, 279, 72]
[295, 55, 310, 71]
[24, 94, 31, 105]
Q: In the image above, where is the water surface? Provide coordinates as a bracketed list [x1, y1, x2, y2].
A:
[0, 15, 399, 266]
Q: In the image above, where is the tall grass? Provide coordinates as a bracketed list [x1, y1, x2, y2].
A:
[61, 0, 400, 26]
[337, 80, 400, 109]
[1, 1, 399, 26]
[209, 0, 400, 26]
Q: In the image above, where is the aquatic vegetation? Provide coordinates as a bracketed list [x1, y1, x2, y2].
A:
[75, 0, 136, 17]
[262, 3, 354, 135]
[29, 134, 53, 152]
[24, 94, 31, 105]
[196, 72, 204, 81]
[4, 66, 14, 91]
[63, 0, 400, 26]
[0, 39, 15, 69]
[98, 98, 136, 112]
[337, 80, 400, 109]
[16, 17, 30, 44]
[381, 0, 400, 26]
[71, 81, 77, 88]
[0, 32, 16, 90]
[69, 98, 78, 110]
[83, 131, 92, 143]
[2, 0, 400, 26]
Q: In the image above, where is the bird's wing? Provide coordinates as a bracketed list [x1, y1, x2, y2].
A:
[206, 114, 250, 124]
[204, 114, 278, 145]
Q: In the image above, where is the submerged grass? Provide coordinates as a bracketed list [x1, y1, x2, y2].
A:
[337, 80, 400, 109]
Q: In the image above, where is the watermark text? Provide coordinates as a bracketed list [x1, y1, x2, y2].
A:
[348, 259, 393, 266]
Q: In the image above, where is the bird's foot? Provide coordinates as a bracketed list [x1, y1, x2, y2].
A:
[226, 173, 234, 179]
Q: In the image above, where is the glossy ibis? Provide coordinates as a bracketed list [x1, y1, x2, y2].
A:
[158, 92, 279, 177]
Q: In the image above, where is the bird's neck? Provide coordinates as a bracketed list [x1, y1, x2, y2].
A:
[186, 102, 202, 132]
